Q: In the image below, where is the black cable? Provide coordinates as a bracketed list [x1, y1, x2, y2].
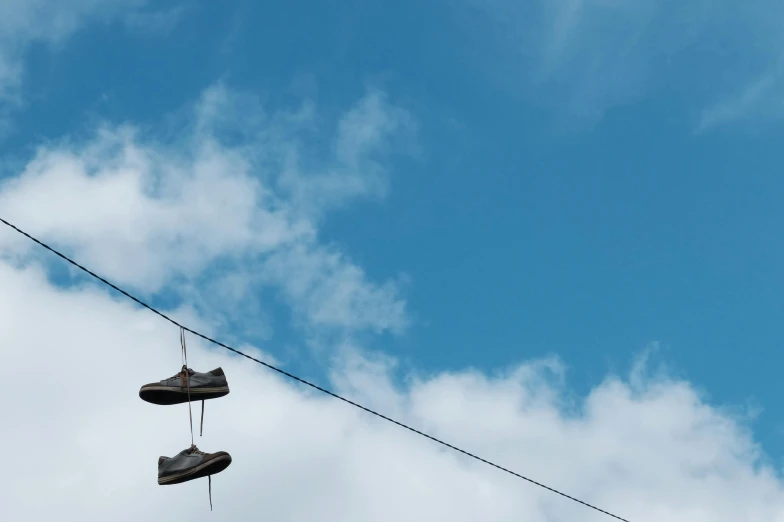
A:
[0, 216, 631, 522]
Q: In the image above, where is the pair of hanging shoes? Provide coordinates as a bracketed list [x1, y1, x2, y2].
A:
[139, 364, 232, 510]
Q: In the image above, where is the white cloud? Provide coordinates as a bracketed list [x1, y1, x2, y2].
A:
[467, 0, 784, 128]
[260, 243, 408, 335]
[0, 83, 411, 336]
[2, 260, 784, 521]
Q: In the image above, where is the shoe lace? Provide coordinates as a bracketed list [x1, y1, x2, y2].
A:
[186, 445, 213, 510]
[179, 331, 199, 445]
[168, 366, 191, 381]
[176, 339, 206, 439]
[181, 329, 213, 511]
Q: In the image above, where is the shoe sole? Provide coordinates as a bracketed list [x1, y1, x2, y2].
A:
[139, 386, 230, 405]
[158, 454, 232, 485]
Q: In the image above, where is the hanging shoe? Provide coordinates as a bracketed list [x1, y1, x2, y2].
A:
[139, 366, 230, 405]
[158, 445, 232, 510]
[157, 445, 232, 485]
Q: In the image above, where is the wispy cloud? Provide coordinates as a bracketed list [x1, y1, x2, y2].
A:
[278, 88, 416, 221]
[0, 0, 146, 104]
[123, 4, 189, 36]
[0, 82, 414, 338]
[698, 60, 784, 130]
[466, 0, 784, 129]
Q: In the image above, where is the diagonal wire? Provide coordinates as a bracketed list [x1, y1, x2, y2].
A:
[0, 216, 631, 522]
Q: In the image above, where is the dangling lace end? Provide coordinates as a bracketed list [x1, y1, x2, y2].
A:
[200, 400, 205, 437]
[208, 475, 212, 511]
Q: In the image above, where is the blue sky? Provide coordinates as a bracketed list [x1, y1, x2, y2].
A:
[3, 2, 784, 512]
[5, 0, 784, 421]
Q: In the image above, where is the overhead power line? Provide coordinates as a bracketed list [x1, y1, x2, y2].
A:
[0, 216, 631, 522]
